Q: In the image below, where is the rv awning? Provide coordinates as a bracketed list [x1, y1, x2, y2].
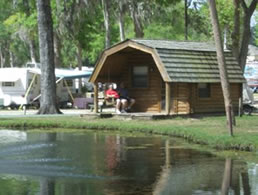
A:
[29, 68, 92, 79]
[55, 69, 92, 79]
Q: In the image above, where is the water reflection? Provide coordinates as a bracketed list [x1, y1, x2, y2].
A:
[40, 179, 55, 195]
[40, 133, 56, 195]
[241, 166, 251, 195]
[153, 140, 171, 195]
[0, 130, 256, 195]
[221, 159, 232, 195]
[220, 158, 252, 195]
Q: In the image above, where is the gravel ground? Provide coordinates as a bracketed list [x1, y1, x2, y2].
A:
[0, 108, 92, 117]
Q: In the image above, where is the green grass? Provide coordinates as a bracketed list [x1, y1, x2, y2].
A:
[0, 115, 258, 152]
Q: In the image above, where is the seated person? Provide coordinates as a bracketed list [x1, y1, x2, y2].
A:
[105, 84, 122, 114]
[117, 82, 135, 112]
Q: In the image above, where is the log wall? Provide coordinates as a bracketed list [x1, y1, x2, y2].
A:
[193, 83, 241, 113]
[121, 51, 162, 112]
[161, 83, 191, 114]
[161, 82, 241, 114]
[172, 83, 191, 114]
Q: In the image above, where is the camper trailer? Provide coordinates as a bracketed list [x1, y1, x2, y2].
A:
[0, 67, 78, 108]
[0, 68, 40, 108]
[0, 62, 92, 108]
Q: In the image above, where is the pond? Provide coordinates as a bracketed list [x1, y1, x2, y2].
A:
[0, 129, 257, 195]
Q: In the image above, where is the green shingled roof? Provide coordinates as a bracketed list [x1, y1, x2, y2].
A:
[132, 39, 245, 83]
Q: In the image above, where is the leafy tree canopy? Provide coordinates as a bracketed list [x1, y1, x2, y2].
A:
[0, 0, 256, 68]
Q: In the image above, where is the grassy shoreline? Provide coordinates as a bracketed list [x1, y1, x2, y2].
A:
[0, 115, 258, 152]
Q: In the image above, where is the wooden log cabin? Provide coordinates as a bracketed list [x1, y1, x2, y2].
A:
[89, 39, 245, 115]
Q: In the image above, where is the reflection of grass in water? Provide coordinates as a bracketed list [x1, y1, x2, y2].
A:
[27, 128, 162, 139]
[125, 143, 155, 150]
[142, 144, 154, 147]
[125, 146, 148, 150]
[213, 150, 258, 163]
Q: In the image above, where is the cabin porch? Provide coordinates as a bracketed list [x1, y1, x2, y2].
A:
[91, 47, 171, 114]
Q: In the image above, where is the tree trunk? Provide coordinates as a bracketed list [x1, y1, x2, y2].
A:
[23, 0, 30, 16]
[54, 32, 62, 68]
[239, 15, 251, 71]
[36, 0, 61, 114]
[118, 0, 125, 41]
[77, 43, 82, 93]
[29, 39, 37, 62]
[0, 48, 4, 68]
[184, 0, 188, 40]
[55, 0, 61, 14]
[238, 0, 257, 71]
[24, 0, 38, 63]
[231, 0, 240, 60]
[130, 1, 144, 38]
[9, 50, 14, 67]
[209, 0, 234, 136]
[4, 47, 10, 67]
[102, 0, 111, 48]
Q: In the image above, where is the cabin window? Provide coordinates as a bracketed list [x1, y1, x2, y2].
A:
[198, 83, 210, 98]
[132, 66, 148, 88]
[2, 82, 15, 87]
[63, 80, 73, 87]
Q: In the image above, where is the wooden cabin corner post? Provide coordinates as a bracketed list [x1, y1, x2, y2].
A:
[165, 82, 171, 115]
[94, 83, 98, 113]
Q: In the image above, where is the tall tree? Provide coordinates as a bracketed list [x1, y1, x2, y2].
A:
[0, 1, 14, 68]
[238, 0, 258, 71]
[209, 0, 234, 136]
[184, 0, 192, 40]
[102, 0, 111, 48]
[231, 0, 240, 59]
[22, 0, 38, 62]
[129, 0, 144, 38]
[118, 0, 126, 41]
[36, 0, 61, 114]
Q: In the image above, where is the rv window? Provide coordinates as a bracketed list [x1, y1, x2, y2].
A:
[2, 82, 15, 87]
[63, 80, 73, 87]
[132, 66, 148, 88]
[198, 83, 210, 98]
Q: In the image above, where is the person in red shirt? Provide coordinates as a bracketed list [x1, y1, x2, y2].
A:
[106, 84, 119, 99]
[105, 84, 121, 114]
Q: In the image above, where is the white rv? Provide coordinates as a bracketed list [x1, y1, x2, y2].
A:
[0, 68, 40, 108]
[0, 62, 92, 108]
